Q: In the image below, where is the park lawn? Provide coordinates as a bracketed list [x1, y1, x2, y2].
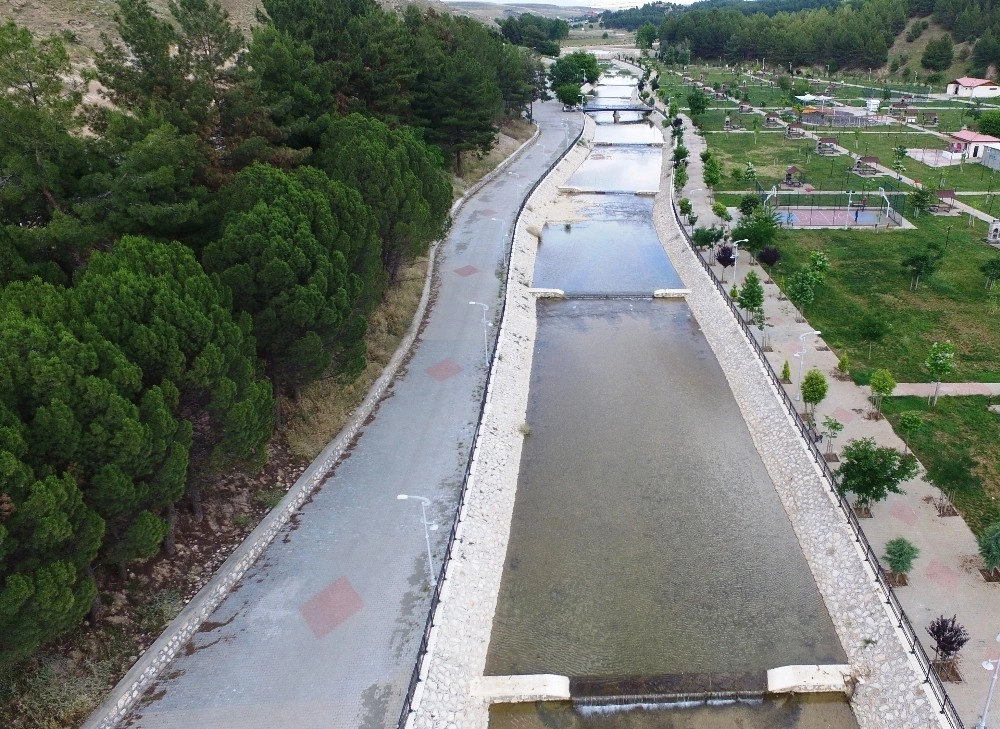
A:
[703, 131, 860, 191]
[843, 131, 999, 192]
[767, 214, 1000, 384]
[697, 110, 762, 131]
[882, 396, 1000, 539]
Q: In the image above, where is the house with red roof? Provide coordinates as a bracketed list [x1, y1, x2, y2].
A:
[948, 129, 1000, 160]
[946, 77, 1000, 98]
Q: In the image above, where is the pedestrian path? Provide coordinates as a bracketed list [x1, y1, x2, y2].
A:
[676, 112, 1000, 729]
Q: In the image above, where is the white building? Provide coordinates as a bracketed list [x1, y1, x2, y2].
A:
[946, 77, 1000, 98]
[947, 130, 1000, 160]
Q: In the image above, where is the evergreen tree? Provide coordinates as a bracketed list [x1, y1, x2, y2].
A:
[73, 237, 275, 473]
[0, 438, 104, 666]
[310, 113, 450, 284]
[205, 164, 379, 392]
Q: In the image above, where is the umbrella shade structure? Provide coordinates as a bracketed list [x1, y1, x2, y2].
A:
[795, 93, 817, 102]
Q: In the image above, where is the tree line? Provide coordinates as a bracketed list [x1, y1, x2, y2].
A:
[0, 0, 545, 667]
[657, 0, 909, 71]
[599, 0, 842, 32]
[499, 13, 568, 57]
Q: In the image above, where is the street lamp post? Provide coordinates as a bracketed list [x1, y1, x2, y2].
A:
[794, 330, 822, 401]
[396, 494, 438, 587]
[976, 633, 1000, 729]
[731, 238, 748, 278]
[469, 301, 490, 357]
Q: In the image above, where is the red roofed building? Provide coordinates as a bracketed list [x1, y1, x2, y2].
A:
[948, 129, 1000, 159]
[946, 77, 1000, 98]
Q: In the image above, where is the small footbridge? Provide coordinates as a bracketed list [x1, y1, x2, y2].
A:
[583, 100, 654, 113]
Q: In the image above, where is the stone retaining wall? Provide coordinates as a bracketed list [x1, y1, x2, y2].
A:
[407, 114, 598, 729]
[82, 125, 544, 729]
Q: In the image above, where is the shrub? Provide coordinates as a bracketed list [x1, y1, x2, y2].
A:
[884, 537, 919, 575]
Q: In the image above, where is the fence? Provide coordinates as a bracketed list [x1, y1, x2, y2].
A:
[670, 197, 965, 729]
[395, 119, 586, 729]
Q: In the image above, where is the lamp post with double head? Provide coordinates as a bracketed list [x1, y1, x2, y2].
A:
[396, 494, 438, 587]
[469, 301, 490, 357]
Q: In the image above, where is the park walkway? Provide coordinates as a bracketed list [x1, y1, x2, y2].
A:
[678, 112, 1000, 729]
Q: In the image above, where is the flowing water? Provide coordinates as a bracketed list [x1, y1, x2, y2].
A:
[484, 299, 844, 677]
[490, 695, 857, 729]
[485, 71, 854, 727]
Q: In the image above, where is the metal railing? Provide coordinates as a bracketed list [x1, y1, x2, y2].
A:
[395, 118, 586, 729]
[670, 199, 965, 729]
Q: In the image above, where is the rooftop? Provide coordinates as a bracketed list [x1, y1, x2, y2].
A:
[950, 129, 1000, 143]
[953, 77, 997, 88]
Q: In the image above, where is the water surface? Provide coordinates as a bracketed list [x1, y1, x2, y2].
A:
[565, 147, 662, 192]
[533, 220, 683, 295]
[485, 300, 845, 677]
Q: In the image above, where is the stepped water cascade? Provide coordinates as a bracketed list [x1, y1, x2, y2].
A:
[483, 67, 858, 729]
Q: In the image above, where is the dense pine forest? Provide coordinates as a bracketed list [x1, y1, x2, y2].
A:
[0, 0, 544, 670]
[603, 0, 1000, 76]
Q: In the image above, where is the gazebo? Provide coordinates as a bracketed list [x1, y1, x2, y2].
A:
[765, 113, 781, 128]
[854, 156, 880, 176]
[783, 166, 804, 187]
[816, 137, 839, 155]
[921, 112, 939, 127]
[933, 189, 956, 213]
[786, 123, 805, 138]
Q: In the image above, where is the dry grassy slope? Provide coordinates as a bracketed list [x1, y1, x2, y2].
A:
[885, 16, 973, 83]
[0, 0, 453, 57]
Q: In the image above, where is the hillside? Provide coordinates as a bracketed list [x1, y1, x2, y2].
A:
[443, 1, 606, 23]
[885, 16, 973, 85]
[0, 0, 453, 56]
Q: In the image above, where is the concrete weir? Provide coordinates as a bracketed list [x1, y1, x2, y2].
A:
[469, 664, 852, 705]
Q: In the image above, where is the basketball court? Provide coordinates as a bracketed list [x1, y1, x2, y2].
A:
[775, 206, 900, 229]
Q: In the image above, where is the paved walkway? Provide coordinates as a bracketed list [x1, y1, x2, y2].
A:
[91, 101, 583, 729]
[678, 113, 1000, 728]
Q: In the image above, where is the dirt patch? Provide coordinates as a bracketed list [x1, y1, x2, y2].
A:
[882, 569, 908, 587]
[933, 660, 963, 683]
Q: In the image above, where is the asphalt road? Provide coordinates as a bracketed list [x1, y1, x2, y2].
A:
[121, 100, 583, 729]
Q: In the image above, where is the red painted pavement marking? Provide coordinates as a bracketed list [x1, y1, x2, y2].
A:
[890, 500, 918, 526]
[924, 559, 959, 591]
[426, 359, 461, 381]
[833, 407, 855, 424]
[299, 577, 363, 639]
[454, 265, 479, 277]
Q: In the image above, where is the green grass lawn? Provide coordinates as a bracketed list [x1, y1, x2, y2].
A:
[765, 215, 1000, 384]
[882, 396, 1000, 538]
[703, 131, 864, 191]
